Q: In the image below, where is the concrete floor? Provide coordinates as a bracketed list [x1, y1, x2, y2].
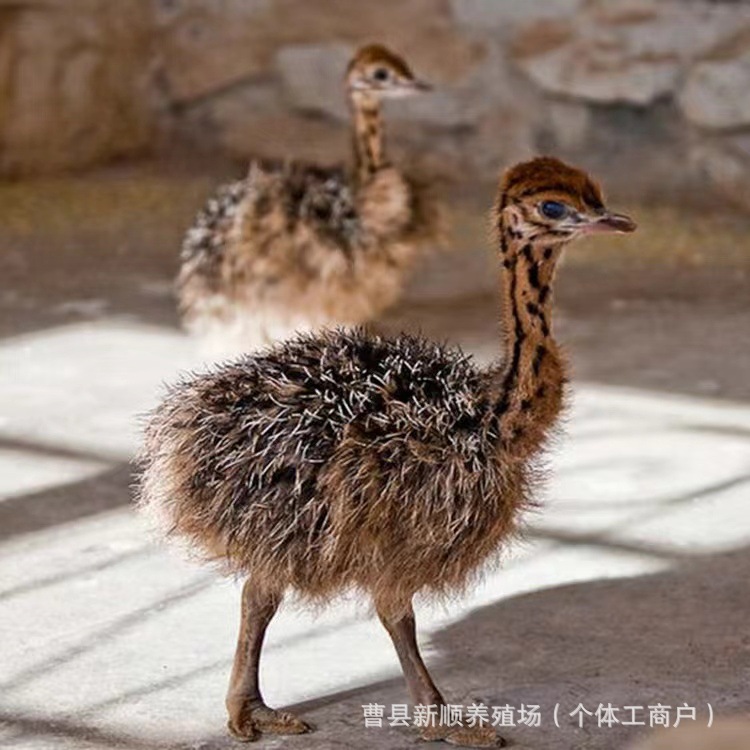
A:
[1, 318, 750, 750]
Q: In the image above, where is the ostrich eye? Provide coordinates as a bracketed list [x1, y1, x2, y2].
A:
[540, 201, 568, 220]
[372, 67, 390, 82]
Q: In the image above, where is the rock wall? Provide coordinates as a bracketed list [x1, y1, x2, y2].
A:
[0, 0, 154, 175]
[2, 0, 750, 207]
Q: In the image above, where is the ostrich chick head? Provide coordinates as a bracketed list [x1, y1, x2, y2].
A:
[499, 156, 637, 243]
[346, 44, 431, 98]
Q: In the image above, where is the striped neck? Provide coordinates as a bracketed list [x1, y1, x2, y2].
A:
[349, 92, 387, 183]
[489, 198, 568, 457]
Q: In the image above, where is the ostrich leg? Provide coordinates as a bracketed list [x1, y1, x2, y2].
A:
[226, 581, 311, 740]
[377, 601, 502, 748]
[377, 603, 444, 706]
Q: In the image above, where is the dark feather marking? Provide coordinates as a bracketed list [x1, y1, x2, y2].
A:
[497, 255, 525, 420]
[528, 263, 541, 290]
[533, 345, 546, 375]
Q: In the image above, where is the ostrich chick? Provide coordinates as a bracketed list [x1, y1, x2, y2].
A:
[178, 44, 441, 356]
[137, 157, 636, 747]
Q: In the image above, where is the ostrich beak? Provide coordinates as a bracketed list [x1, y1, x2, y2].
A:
[586, 212, 637, 234]
[405, 78, 433, 92]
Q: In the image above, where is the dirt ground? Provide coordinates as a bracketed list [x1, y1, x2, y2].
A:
[1, 158, 749, 401]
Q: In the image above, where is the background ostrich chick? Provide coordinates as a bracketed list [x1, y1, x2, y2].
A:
[178, 44, 443, 356]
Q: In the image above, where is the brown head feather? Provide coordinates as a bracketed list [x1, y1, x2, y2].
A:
[501, 156, 605, 212]
[347, 44, 415, 80]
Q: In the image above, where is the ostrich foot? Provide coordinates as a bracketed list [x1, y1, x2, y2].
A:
[421, 723, 504, 748]
[227, 702, 313, 741]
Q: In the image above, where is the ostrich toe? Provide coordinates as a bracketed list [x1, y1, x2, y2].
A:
[227, 704, 313, 741]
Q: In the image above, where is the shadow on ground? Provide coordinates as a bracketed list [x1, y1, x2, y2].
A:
[271, 546, 750, 750]
[5, 543, 746, 749]
[0, 461, 130, 541]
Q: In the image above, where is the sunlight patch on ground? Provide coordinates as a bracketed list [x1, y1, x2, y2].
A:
[0, 320, 198, 462]
[0, 448, 107, 504]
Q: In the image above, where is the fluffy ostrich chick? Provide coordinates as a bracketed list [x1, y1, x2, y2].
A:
[178, 44, 442, 356]
[137, 157, 635, 747]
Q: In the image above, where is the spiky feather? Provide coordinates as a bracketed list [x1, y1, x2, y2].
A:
[136, 328, 538, 614]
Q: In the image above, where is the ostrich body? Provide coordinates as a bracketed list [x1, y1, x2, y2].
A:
[137, 157, 635, 747]
[178, 44, 441, 355]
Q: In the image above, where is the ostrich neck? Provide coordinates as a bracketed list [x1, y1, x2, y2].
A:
[349, 93, 387, 183]
[488, 207, 568, 458]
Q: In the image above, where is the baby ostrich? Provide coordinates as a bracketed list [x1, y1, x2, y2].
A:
[137, 157, 635, 747]
[178, 44, 441, 355]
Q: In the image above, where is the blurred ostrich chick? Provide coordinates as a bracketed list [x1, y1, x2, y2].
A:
[178, 44, 443, 356]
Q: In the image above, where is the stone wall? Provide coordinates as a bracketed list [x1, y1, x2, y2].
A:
[0, 0, 154, 175]
[2, 0, 750, 208]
